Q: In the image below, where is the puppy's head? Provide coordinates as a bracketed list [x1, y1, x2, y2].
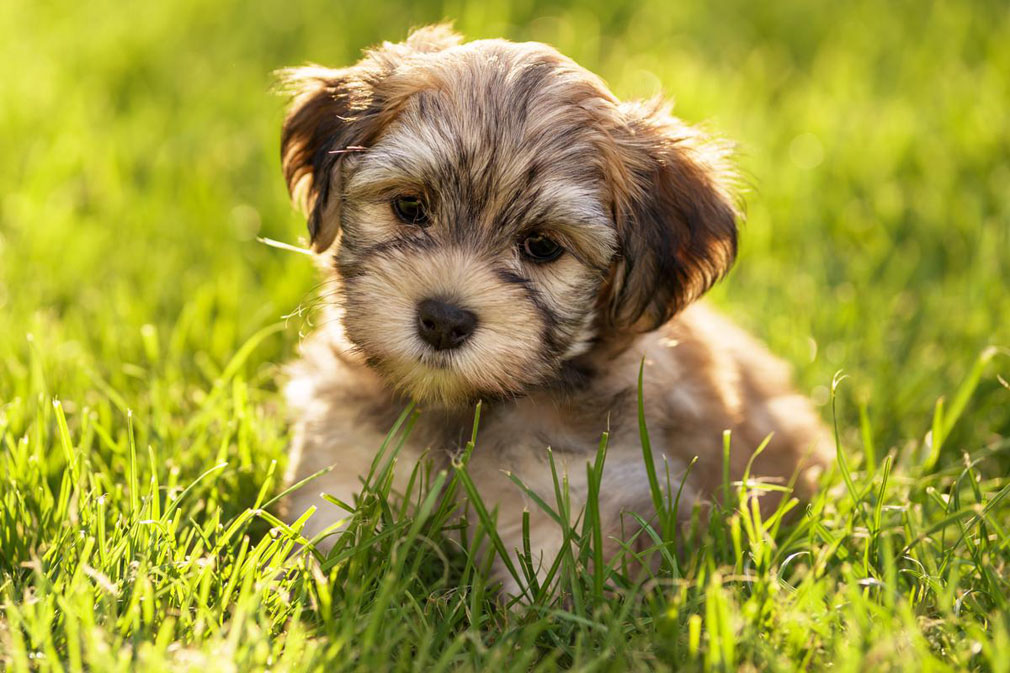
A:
[280, 25, 739, 406]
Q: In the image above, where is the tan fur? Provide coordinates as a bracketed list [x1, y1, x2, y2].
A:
[278, 25, 831, 594]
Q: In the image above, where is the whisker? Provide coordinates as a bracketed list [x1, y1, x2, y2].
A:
[257, 237, 313, 256]
[327, 145, 369, 155]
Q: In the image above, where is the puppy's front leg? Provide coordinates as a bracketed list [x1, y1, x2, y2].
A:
[464, 448, 603, 598]
[464, 464, 574, 598]
[285, 410, 425, 549]
[465, 448, 690, 599]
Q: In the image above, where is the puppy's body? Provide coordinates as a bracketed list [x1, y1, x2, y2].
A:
[286, 303, 827, 590]
[278, 25, 830, 592]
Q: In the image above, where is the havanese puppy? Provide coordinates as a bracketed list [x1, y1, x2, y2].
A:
[279, 24, 830, 594]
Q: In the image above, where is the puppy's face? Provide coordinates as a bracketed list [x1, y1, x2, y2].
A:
[280, 26, 739, 405]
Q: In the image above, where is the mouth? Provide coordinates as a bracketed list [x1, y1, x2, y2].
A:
[415, 346, 465, 371]
[365, 348, 473, 396]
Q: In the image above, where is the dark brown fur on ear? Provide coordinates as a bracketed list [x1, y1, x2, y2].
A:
[601, 99, 741, 333]
[278, 24, 462, 252]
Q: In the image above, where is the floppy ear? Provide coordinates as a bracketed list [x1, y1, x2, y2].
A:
[601, 99, 740, 332]
[279, 24, 463, 252]
[279, 66, 375, 252]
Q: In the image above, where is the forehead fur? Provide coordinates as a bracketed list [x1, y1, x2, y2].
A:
[375, 38, 620, 157]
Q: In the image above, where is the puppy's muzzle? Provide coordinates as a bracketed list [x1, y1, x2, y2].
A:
[416, 298, 478, 351]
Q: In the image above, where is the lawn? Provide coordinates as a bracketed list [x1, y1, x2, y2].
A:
[1, 0, 1009, 670]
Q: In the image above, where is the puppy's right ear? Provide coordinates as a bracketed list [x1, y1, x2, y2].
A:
[279, 66, 380, 253]
[278, 24, 463, 253]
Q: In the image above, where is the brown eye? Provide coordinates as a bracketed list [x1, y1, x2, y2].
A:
[521, 233, 564, 263]
[391, 195, 429, 226]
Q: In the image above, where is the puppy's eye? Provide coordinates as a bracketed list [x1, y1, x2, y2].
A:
[391, 195, 429, 226]
[521, 233, 564, 263]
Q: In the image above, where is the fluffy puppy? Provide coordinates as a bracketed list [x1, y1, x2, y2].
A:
[279, 25, 830, 593]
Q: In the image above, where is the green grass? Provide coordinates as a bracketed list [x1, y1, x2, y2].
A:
[1, 0, 1009, 670]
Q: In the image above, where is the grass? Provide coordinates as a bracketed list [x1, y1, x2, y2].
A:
[1, 0, 1009, 670]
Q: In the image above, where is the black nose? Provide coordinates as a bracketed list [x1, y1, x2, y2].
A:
[416, 298, 477, 351]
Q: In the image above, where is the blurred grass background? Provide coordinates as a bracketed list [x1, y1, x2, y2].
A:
[2, 0, 1007, 454]
[2, 0, 1010, 669]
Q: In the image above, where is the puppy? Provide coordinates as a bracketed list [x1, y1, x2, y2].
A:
[279, 25, 830, 594]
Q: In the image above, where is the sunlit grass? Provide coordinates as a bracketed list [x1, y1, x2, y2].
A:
[3, 341, 1008, 671]
[1, 0, 1008, 670]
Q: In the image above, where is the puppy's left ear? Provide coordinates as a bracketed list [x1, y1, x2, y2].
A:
[602, 100, 741, 333]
